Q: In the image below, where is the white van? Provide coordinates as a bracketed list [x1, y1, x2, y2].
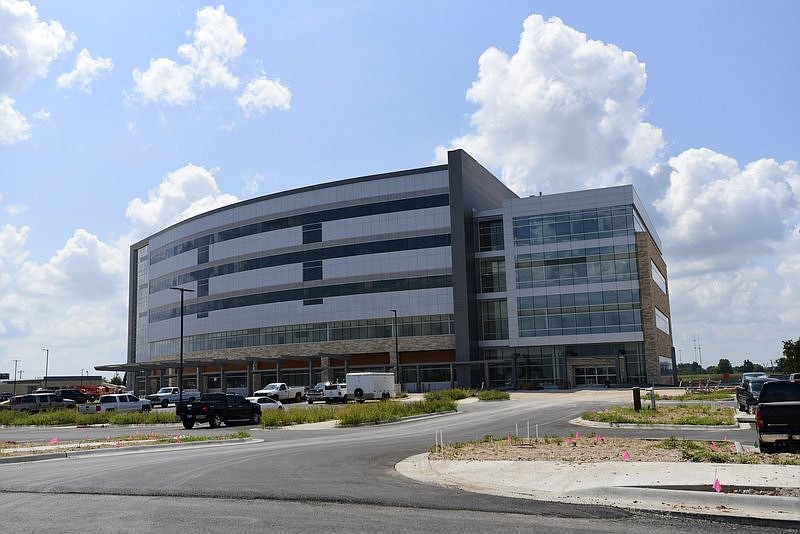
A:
[345, 372, 396, 403]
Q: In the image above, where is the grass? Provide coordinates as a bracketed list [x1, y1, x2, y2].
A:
[654, 390, 735, 401]
[261, 398, 458, 427]
[581, 404, 736, 425]
[656, 437, 800, 465]
[0, 408, 178, 426]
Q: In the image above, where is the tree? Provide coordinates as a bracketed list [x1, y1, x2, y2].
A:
[783, 338, 800, 374]
[717, 358, 733, 374]
[753, 363, 765, 372]
[110, 374, 123, 385]
[689, 361, 702, 373]
[739, 359, 755, 373]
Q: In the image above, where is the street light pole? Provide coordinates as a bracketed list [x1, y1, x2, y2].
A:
[390, 309, 399, 386]
[41, 348, 49, 390]
[170, 286, 195, 404]
[11, 359, 20, 396]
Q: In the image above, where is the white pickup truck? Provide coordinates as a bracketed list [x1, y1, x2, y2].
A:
[146, 387, 201, 408]
[253, 383, 306, 403]
[78, 394, 152, 413]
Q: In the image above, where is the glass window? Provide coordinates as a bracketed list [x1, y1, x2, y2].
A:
[479, 259, 506, 292]
[655, 307, 670, 334]
[651, 260, 667, 294]
[479, 220, 504, 251]
[481, 300, 508, 340]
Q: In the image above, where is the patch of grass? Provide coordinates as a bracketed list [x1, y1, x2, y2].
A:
[423, 389, 473, 402]
[655, 390, 734, 401]
[0, 408, 178, 426]
[475, 390, 510, 401]
[581, 404, 735, 426]
[654, 436, 800, 465]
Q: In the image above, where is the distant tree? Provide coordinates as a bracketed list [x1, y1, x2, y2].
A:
[783, 338, 800, 374]
[689, 361, 702, 373]
[739, 359, 755, 373]
[753, 363, 765, 372]
[774, 358, 786, 373]
[677, 363, 693, 373]
[717, 358, 733, 374]
[110, 374, 123, 385]
[705, 365, 718, 374]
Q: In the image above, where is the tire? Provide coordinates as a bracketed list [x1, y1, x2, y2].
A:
[738, 403, 746, 412]
[161, 399, 169, 408]
[295, 392, 302, 402]
[142, 405, 151, 413]
[307, 399, 313, 404]
[759, 441, 775, 454]
[208, 414, 222, 428]
[182, 419, 195, 429]
[353, 388, 364, 400]
[250, 411, 261, 425]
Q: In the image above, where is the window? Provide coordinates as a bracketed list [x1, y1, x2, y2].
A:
[479, 259, 506, 292]
[478, 220, 504, 251]
[303, 260, 323, 281]
[303, 223, 322, 244]
[197, 245, 209, 264]
[659, 356, 673, 375]
[481, 300, 508, 340]
[655, 307, 670, 334]
[651, 260, 667, 294]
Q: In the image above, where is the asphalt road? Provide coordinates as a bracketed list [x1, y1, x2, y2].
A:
[0, 391, 779, 533]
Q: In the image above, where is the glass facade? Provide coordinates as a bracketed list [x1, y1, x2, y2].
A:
[479, 258, 506, 292]
[517, 289, 642, 337]
[515, 244, 638, 288]
[651, 260, 667, 294]
[481, 346, 565, 389]
[655, 307, 670, 334]
[149, 314, 454, 358]
[478, 219, 504, 252]
[513, 205, 641, 246]
[481, 300, 508, 340]
[134, 245, 149, 363]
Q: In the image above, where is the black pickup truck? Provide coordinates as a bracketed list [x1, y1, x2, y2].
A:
[175, 393, 261, 429]
[748, 380, 800, 453]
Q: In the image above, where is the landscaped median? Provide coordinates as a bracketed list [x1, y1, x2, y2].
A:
[580, 404, 736, 426]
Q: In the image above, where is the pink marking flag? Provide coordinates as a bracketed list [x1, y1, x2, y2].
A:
[710, 442, 719, 452]
[595, 435, 601, 445]
[622, 451, 631, 461]
[116, 441, 121, 448]
[176, 435, 182, 444]
[575, 432, 580, 439]
[567, 437, 573, 445]
[713, 478, 722, 493]
[50, 437, 59, 444]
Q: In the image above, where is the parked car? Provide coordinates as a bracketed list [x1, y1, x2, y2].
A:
[176, 393, 261, 429]
[306, 382, 328, 404]
[0, 392, 13, 401]
[253, 383, 306, 402]
[77, 394, 151, 413]
[245, 396, 283, 410]
[146, 387, 202, 408]
[748, 380, 800, 452]
[740, 372, 767, 386]
[54, 388, 95, 404]
[0, 393, 76, 413]
[736, 377, 778, 413]
[789, 373, 800, 384]
[323, 383, 348, 404]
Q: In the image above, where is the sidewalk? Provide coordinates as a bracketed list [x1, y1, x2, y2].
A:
[396, 453, 800, 522]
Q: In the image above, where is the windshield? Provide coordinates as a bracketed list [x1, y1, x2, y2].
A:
[157, 388, 173, 393]
[751, 382, 766, 393]
[263, 384, 279, 390]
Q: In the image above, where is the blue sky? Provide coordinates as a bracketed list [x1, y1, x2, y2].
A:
[1, 1, 798, 379]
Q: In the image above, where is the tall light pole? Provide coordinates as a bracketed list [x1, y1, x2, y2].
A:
[11, 359, 20, 396]
[170, 286, 195, 403]
[390, 309, 399, 386]
[41, 348, 49, 390]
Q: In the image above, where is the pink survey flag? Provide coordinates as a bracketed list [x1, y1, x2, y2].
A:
[622, 451, 631, 461]
[50, 437, 59, 444]
[713, 478, 722, 493]
[595, 435, 601, 444]
[567, 437, 573, 445]
[575, 432, 580, 439]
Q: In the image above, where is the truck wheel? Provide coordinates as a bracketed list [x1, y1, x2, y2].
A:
[250, 412, 261, 425]
[182, 420, 195, 429]
[738, 402, 746, 412]
[208, 414, 222, 428]
[307, 399, 313, 404]
[354, 388, 364, 403]
[295, 392, 302, 402]
[142, 405, 151, 413]
[759, 441, 775, 453]
[161, 399, 169, 408]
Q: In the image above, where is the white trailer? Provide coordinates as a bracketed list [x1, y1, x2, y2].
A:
[345, 372, 395, 403]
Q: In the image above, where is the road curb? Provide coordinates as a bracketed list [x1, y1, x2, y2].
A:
[569, 417, 744, 431]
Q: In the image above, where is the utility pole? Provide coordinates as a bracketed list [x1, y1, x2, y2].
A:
[11, 359, 20, 396]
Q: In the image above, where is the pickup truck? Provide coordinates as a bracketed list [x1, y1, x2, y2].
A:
[146, 387, 201, 408]
[736, 377, 777, 413]
[175, 393, 261, 429]
[254, 383, 306, 403]
[748, 380, 800, 453]
[78, 394, 152, 413]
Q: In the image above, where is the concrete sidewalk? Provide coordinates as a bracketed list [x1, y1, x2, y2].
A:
[396, 454, 800, 522]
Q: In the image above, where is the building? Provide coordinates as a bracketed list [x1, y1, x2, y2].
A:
[98, 150, 675, 394]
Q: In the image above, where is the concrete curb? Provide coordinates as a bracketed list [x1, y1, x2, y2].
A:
[570, 417, 746, 431]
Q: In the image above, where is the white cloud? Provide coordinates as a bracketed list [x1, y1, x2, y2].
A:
[4, 202, 26, 215]
[0, 94, 30, 143]
[0, 0, 75, 92]
[57, 48, 113, 92]
[238, 76, 291, 116]
[241, 173, 264, 196]
[132, 4, 246, 105]
[125, 163, 238, 237]
[436, 14, 663, 196]
[32, 108, 48, 120]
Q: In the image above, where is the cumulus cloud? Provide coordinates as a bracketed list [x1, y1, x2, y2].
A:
[238, 75, 291, 116]
[653, 149, 799, 275]
[0, 94, 30, 143]
[0, 0, 75, 92]
[436, 14, 663, 196]
[125, 163, 238, 237]
[132, 4, 245, 105]
[241, 173, 264, 196]
[56, 48, 113, 92]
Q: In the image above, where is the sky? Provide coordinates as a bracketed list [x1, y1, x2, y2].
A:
[1, 1, 798, 380]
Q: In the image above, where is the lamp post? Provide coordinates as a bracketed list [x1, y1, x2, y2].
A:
[11, 359, 20, 396]
[390, 309, 399, 386]
[170, 286, 195, 404]
[41, 348, 49, 390]
[80, 369, 84, 386]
